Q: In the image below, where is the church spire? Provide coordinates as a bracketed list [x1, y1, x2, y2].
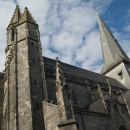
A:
[9, 4, 21, 25]
[96, 12, 130, 74]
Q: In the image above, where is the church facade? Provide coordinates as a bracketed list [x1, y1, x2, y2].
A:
[0, 5, 130, 130]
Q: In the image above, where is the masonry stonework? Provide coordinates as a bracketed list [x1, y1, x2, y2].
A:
[0, 5, 130, 130]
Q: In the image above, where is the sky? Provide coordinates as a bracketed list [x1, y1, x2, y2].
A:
[0, 0, 130, 73]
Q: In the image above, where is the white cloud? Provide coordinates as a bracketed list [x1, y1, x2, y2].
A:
[41, 36, 50, 50]
[124, 9, 130, 23]
[0, 1, 16, 71]
[112, 29, 130, 59]
[0, 0, 117, 73]
[123, 25, 130, 32]
[75, 30, 103, 72]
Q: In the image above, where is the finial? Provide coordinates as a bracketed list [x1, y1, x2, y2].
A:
[25, 7, 28, 11]
[106, 79, 112, 96]
[94, 6, 99, 16]
[56, 57, 58, 61]
[106, 79, 110, 85]
[16, 4, 19, 8]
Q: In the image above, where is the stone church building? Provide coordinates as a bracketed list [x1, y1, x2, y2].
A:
[0, 5, 130, 130]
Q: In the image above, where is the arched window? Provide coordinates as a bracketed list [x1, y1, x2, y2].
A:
[72, 90, 78, 106]
[119, 125, 128, 130]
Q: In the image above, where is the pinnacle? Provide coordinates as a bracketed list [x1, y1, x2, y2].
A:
[56, 57, 58, 61]
[24, 7, 28, 11]
[16, 4, 19, 8]
[17, 7, 36, 25]
[96, 12, 98, 15]
[9, 4, 21, 25]
[8, 6, 37, 29]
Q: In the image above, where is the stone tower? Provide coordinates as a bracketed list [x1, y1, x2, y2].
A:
[97, 12, 130, 89]
[1, 5, 130, 130]
[2, 5, 45, 130]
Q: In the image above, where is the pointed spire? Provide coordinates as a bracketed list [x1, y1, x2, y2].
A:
[97, 13, 130, 74]
[17, 7, 36, 25]
[9, 4, 21, 25]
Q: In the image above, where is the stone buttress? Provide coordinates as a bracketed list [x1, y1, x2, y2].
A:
[55, 58, 77, 130]
[0, 73, 4, 130]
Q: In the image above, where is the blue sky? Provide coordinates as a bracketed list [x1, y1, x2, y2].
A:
[0, 0, 130, 73]
[103, 0, 130, 31]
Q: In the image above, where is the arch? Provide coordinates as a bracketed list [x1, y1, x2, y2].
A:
[119, 125, 128, 130]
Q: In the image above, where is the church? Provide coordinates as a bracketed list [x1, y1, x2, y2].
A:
[0, 5, 130, 130]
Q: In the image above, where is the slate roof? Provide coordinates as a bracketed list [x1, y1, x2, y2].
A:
[96, 13, 130, 74]
[43, 56, 127, 90]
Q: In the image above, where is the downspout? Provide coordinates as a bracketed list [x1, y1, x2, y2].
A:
[81, 112, 86, 130]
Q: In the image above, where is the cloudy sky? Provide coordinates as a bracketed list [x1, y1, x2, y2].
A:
[0, 0, 130, 73]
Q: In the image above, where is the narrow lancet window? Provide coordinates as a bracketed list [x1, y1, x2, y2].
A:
[33, 59, 35, 64]
[36, 103, 39, 110]
[11, 28, 14, 41]
[34, 79, 37, 85]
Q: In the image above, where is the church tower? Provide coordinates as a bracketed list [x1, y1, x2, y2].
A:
[2, 5, 45, 130]
[97, 12, 130, 89]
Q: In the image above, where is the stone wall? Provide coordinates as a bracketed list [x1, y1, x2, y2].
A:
[67, 83, 92, 108]
[8, 57, 16, 130]
[45, 74, 93, 108]
[43, 101, 60, 130]
[3, 13, 46, 129]
[28, 22, 45, 129]
[2, 76, 8, 130]
[16, 22, 45, 129]
[121, 90, 130, 108]
[43, 102, 77, 130]
[74, 101, 130, 130]
[45, 78, 57, 104]
[105, 62, 130, 89]
[44, 69, 130, 130]
[0, 73, 4, 130]
[45, 67, 123, 110]
[74, 111, 108, 130]
[17, 37, 33, 129]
